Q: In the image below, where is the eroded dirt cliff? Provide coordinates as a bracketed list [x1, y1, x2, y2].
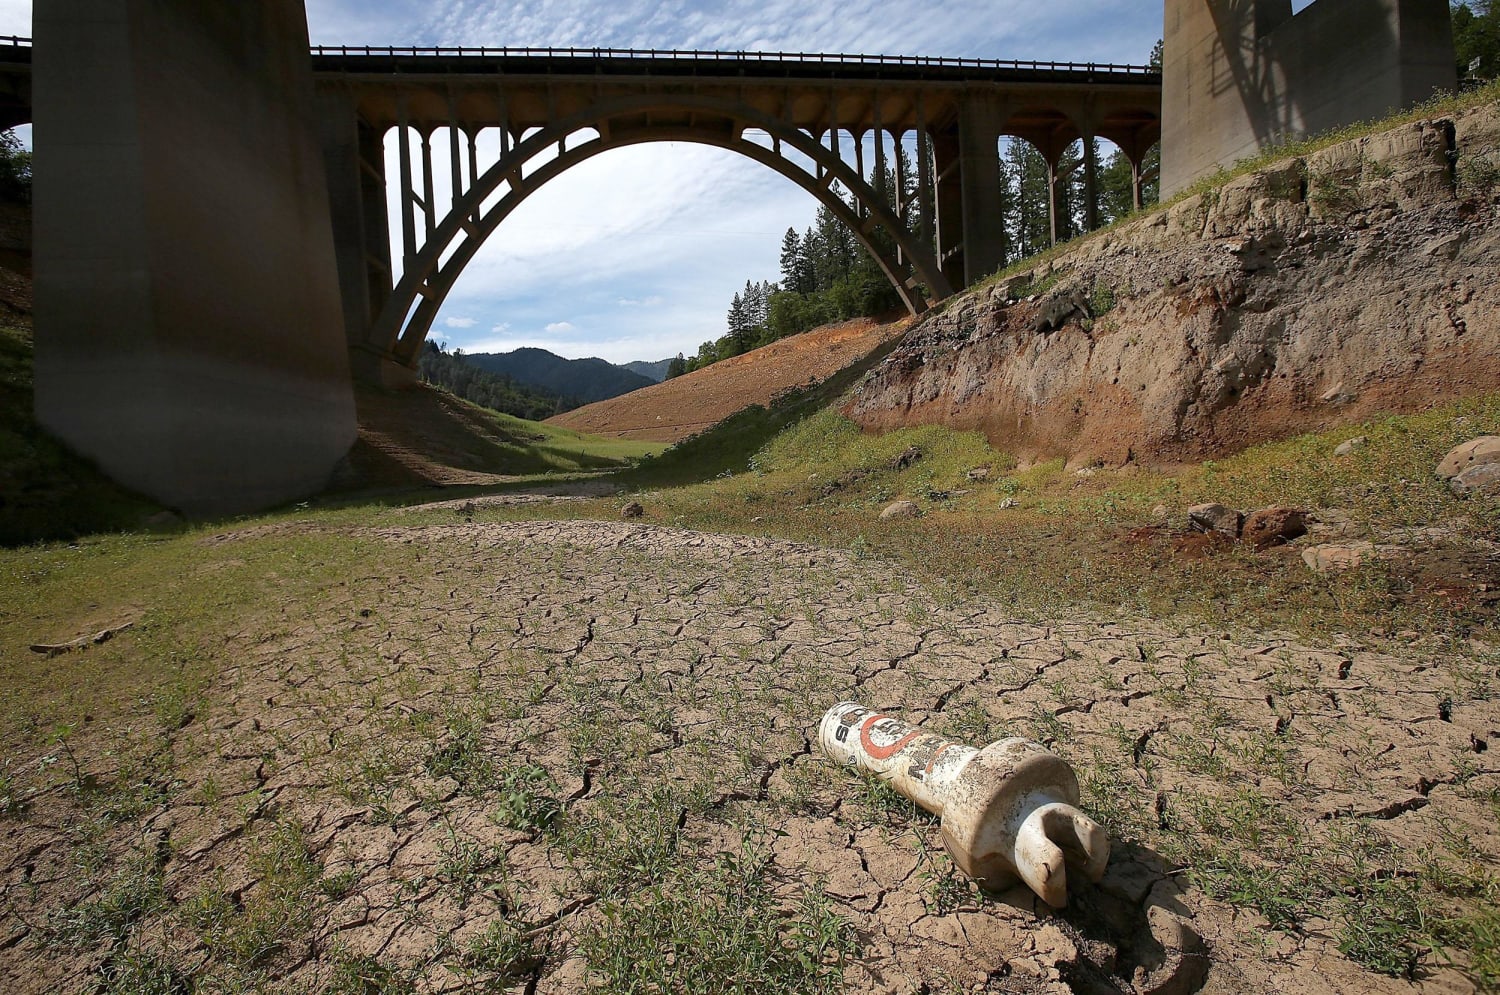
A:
[847, 103, 1500, 467]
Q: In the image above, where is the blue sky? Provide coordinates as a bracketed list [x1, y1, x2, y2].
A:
[2, 1, 1164, 364]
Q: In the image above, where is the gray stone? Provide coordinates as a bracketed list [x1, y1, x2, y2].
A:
[620, 501, 644, 519]
[1449, 462, 1500, 498]
[1333, 436, 1367, 456]
[880, 500, 920, 520]
[1187, 502, 1242, 537]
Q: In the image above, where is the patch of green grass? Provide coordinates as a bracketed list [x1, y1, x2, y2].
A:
[579, 830, 858, 995]
[618, 330, 910, 489]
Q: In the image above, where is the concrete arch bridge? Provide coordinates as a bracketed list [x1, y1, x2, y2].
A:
[312, 48, 1162, 384]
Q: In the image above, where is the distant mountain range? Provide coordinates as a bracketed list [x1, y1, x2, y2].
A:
[457, 348, 657, 406]
[622, 358, 674, 383]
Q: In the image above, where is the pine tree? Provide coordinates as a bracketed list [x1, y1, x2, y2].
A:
[779, 228, 808, 294]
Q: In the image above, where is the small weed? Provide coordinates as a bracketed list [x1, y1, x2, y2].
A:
[326, 953, 418, 995]
[435, 822, 509, 907]
[423, 712, 494, 790]
[461, 918, 543, 985]
[0, 762, 27, 818]
[492, 762, 562, 834]
[45, 850, 165, 950]
[94, 949, 190, 995]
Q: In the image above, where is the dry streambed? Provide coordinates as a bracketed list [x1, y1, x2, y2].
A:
[1, 520, 1496, 993]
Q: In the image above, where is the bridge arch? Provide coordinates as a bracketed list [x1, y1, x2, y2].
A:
[365, 94, 954, 369]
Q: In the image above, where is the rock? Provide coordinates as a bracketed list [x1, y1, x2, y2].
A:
[620, 501, 644, 519]
[1031, 288, 1089, 333]
[1449, 462, 1500, 498]
[998, 497, 1018, 510]
[1302, 542, 1375, 574]
[1187, 502, 1242, 537]
[1437, 436, 1500, 479]
[1151, 504, 1169, 520]
[966, 466, 992, 482]
[888, 445, 923, 470]
[880, 500, 920, 520]
[1242, 507, 1307, 550]
[1333, 436, 1367, 456]
[1318, 382, 1357, 405]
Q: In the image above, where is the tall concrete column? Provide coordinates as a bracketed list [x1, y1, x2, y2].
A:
[319, 91, 402, 386]
[1161, 0, 1456, 196]
[931, 127, 965, 292]
[34, 1, 357, 515]
[1082, 134, 1099, 231]
[956, 95, 1005, 285]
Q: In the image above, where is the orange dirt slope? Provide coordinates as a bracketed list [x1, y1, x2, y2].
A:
[547, 316, 910, 443]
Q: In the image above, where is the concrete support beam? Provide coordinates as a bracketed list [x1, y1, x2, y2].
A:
[957, 95, 1006, 285]
[1162, 0, 1456, 196]
[320, 90, 393, 358]
[1082, 134, 1099, 231]
[34, 0, 356, 515]
[931, 127, 965, 291]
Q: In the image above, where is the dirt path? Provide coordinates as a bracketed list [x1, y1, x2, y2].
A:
[2, 520, 1493, 993]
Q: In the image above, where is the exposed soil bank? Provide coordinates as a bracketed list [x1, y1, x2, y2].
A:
[848, 104, 1500, 468]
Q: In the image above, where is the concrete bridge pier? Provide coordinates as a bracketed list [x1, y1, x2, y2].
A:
[932, 94, 1010, 288]
[33, 0, 357, 515]
[318, 89, 407, 387]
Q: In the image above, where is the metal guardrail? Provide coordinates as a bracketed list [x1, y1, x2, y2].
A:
[0, 36, 1154, 76]
[309, 44, 1157, 76]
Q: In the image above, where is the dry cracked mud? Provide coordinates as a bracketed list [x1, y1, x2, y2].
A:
[2, 520, 1496, 993]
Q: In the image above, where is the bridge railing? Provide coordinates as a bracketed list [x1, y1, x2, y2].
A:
[0, 36, 1152, 74]
[308, 44, 1157, 75]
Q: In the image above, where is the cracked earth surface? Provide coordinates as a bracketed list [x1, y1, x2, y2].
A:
[2, 520, 1497, 993]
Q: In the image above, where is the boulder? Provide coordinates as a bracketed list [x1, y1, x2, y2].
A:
[880, 500, 920, 520]
[1302, 542, 1375, 574]
[966, 466, 992, 482]
[1243, 507, 1307, 550]
[1449, 462, 1500, 498]
[1187, 503, 1242, 537]
[1437, 437, 1500, 479]
[1333, 436, 1367, 457]
[620, 501, 644, 519]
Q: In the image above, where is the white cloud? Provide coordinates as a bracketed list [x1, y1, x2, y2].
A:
[544, 321, 577, 335]
[490, 322, 511, 333]
[618, 296, 665, 308]
[443, 316, 477, 328]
